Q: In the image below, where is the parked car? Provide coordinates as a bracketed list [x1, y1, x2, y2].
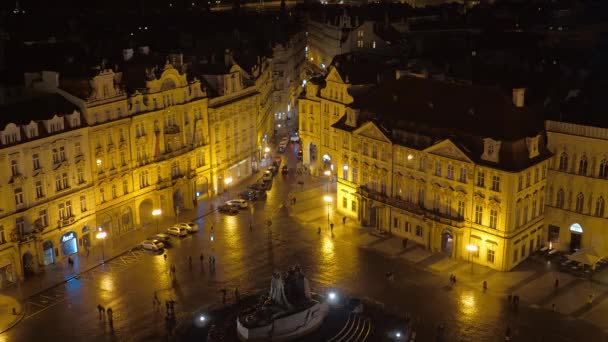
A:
[218, 204, 239, 214]
[259, 180, 272, 190]
[226, 199, 248, 209]
[149, 233, 171, 244]
[262, 171, 273, 182]
[290, 133, 300, 143]
[278, 143, 286, 153]
[267, 166, 277, 175]
[141, 239, 164, 251]
[176, 222, 198, 233]
[239, 190, 257, 201]
[282, 165, 289, 175]
[297, 149, 303, 161]
[248, 183, 266, 191]
[167, 226, 188, 237]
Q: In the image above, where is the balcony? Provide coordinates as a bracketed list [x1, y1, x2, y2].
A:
[358, 186, 465, 227]
[164, 124, 181, 135]
[58, 216, 75, 228]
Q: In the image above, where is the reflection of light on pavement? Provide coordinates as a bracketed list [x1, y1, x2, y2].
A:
[321, 235, 335, 260]
[98, 272, 115, 296]
[459, 290, 478, 317]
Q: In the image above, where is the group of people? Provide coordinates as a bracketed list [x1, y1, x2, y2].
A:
[97, 304, 114, 330]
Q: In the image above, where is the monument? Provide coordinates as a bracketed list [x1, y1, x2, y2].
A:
[237, 266, 329, 341]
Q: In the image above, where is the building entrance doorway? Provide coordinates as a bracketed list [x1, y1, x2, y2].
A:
[570, 233, 582, 252]
[441, 230, 453, 256]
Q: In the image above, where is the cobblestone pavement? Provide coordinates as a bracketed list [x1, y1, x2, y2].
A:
[0, 141, 607, 341]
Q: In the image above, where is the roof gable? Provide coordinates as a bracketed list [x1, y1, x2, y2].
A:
[424, 139, 473, 163]
[354, 121, 391, 143]
[326, 67, 346, 85]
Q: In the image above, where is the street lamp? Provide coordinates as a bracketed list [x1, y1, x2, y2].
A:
[224, 177, 233, 199]
[323, 195, 332, 228]
[264, 147, 270, 153]
[96, 228, 107, 263]
[324, 170, 331, 193]
[466, 244, 478, 274]
[152, 209, 162, 233]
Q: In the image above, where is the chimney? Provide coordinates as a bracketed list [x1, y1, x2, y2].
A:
[139, 46, 150, 55]
[224, 49, 232, 67]
[122, 48, 134, 61]
[512, 88, 525, 108]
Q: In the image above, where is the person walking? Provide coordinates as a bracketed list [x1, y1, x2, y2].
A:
[249, 223, 253, 232]
[106, 307, 114, 327]
[505, 325, 511, 341]
[187, 256, 193, 269]
[483, 280, 487, 292]
[68, 257, 74, 268]
[97, 304, 105, 320]
[170, 264, 176, 278]
[402, 238, 408, 249]
[163, 253, 167, 262]
[199, 251, 204, 264]
[342, 216, 346, 225]
[554, 278, 559, 290]
[211, 225, 214, 234]
[317, 227, 321, 234]
[330, 223, 334, 232]
[588, 293, 594, 307]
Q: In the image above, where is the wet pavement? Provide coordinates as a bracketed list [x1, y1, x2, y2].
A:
[2, 138, 608, 341]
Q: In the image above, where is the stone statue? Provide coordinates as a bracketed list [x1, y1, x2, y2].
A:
[269, 271, 291, 309]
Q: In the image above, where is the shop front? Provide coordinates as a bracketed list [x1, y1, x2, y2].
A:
[0, 256, 15, 287]
[42, 240, 55, 265]
[60, 231, 78, 256]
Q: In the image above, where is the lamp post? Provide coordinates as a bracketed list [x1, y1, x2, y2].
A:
[96, 228, 107, 263]
[324, 196, 332, 228]
[324, 170, 331, 193]
[466, 244, 478, 274]
[224, 177, 233, 200]
[152, 209, 162, 233]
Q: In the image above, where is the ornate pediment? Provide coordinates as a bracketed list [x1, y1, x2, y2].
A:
[425, 140, 472, 163]
[354, 122, 391, 143]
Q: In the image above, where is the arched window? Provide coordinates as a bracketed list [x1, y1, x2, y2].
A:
[556, 189, 565, 208]
[559, 152, 569, 171]
[596, 196, 605, 217]
[599, 159, 608, 179]
[575, 192, 584, 213]
[578, 155, 588, 175]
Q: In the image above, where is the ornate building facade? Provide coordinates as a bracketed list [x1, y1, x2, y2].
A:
[544, 120, 608, 254]
[300, 69, 552, 271]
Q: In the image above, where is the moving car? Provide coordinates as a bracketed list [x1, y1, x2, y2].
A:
[282, 165, 289, 175]
[141, 239, 164, 251]
[247, 183, 266, 191]
[167, 226, 188, 237]
[218, 204, 239, 214]
[297, 149, 303, 161]
[290, 133, 300, 143]
[226, 199, 248, 209]
[176, 222, 198, 233]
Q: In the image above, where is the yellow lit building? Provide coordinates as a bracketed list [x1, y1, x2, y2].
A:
[300, 68, 552, 271]
[544, 120, 608, 253]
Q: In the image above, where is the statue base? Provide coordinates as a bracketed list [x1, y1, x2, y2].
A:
[237, 298, 329, 341]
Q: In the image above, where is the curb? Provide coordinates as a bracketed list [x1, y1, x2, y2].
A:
[0, 307, 25, 335]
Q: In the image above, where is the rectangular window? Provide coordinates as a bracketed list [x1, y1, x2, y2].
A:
[474, 205, 483, 224]
[515, 207, 521, 227]
[351, 200, 357, 212]
[100, 188, 106, 202]
[14, 188, 23, 205]
[534, 168, 539, 183]
[16, 217, 25, 234]
[434, 162, 442, 176]
[521, 244, 526, 258]
[415, 225, 423, 237]
[59, 146, 66, 161]
[123, 179, 129, 194]
[523, 205, 529, 224]
[10, 159, 18, 177]
[532, 200, 537, 218]
[491, 175, 500, 192]
[539, 197, 544, 215]
[487, 249, 495, 263]
[418, 189, 425, 206]
[459, 167, 467, 183]
[52, 148, 59, 164]
[393, 217, 399, 229]
[80, 195, 87, 212]
[362, 143, 368, 156]
[342, 167, 348, 180]
[342, 196, 348, 208]
[542, 165, 546, 179]
[526, 171, 531, 187]
[112, 184, 117, 198]
[39, 209, 48, 227]
[433, 193, 440, 211]
[446, 165, 454, 179]
[405, 222, 411, 232]
[518, 175, 523, 191]
[457, 200, 465, 219]
[120, 150, 127, 166]
[352, 167, 358, 183]
[35, 181, 44, 198]
[513, 248, 519, 263]
[489, 209, 498, 229]
[371, 145, 378, 159]
[476, 171, 485, 187]
[77, 168, 85, 183]
[33, 153, 40, 170]
[62, 172, 69, 189]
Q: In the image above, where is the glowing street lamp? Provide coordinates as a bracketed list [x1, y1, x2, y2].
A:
[324, 170, 332, 193]
[466, 244, 478, 274]
[324, 196, 332, 228]
[96, 228, 108, 263]
[224, 177, 233, 199]
[152, 209, 162, 233]
[264, 147, 271, 153]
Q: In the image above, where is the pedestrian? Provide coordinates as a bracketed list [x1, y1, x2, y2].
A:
[330, 223, 334, 232]
[249, 223, 253, 232]
[212, 256, 216, 267]
[449, 274, 454, 286]
[165, 301, 170, 314]
[452, 275, 457, 285]
[97, 304, 105, 320]
[107, 307, 113, 323]
[507, 294, 512, 306]
[68, 257, 74, 268]
[170, 264, 176, 278]
[554, 278, 559, 290]
[221, 289, 227, 304]
[552, 303, 557, 311]
[211, 225, 214, 234]
[514, 295, 520, 309]
[342, 216, 346, 225]
[588, 293, 594, 307]
[317, 227, 321, 234]
[200, 251, 204, 263]
[483, 280, 487, 292]
[505, 325, 511, 341]
[86, 246, 90, 257]
[235, 287, 240, 304]
[163, 253, 167, 262]
[293, 197, 296, 205]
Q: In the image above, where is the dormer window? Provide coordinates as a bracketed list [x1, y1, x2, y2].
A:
[481, 138, 501, 163]
[525, 135, 540, 159]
